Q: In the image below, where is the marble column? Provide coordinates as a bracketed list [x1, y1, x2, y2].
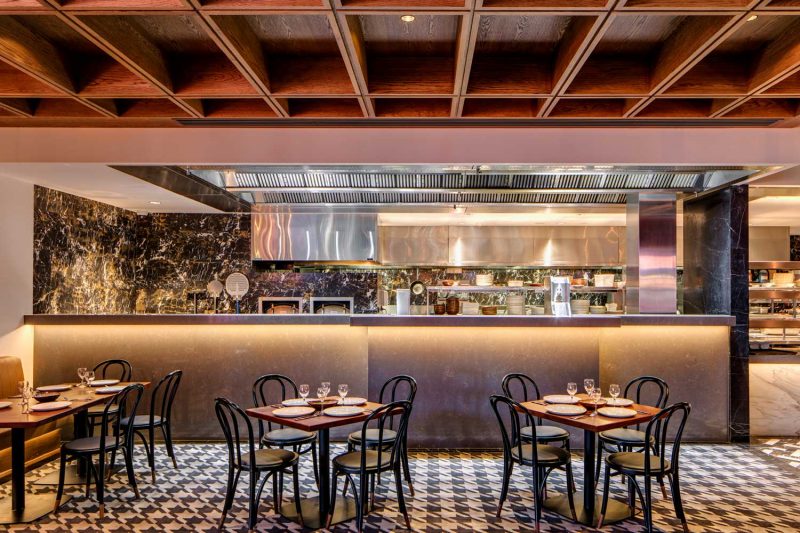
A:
[683, 185, 749, 442]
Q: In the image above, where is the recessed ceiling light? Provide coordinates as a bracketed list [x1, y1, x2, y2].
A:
[452, 205, 466, 214]
[747, 15, 758, 22]
[401, 15, 415, 22]
[149, 201, 161, 205]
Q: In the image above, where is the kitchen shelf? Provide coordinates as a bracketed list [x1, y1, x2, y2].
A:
[749, 261, 800, 270]
[426, 285, 622, 293]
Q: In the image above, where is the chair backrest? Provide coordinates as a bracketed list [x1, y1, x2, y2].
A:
[149, 370, 182, 426]
[643, 402, 691, 477]
[98, 383, 143, 456]
[490, 395, 542, 465]
[501, 373, 544, 425]
[252, 374, 298, 439]
[215, 397, 256, 471]
[94, 359, 133, 382]
[378, 375, 416, 431]
[355, 400, 412, 473]
[625, 376, 669, 430]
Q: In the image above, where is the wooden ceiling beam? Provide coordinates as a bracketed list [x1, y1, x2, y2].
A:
[326, 9, 372, 116]
[203, 14, 271, 93]
[453, 3, 477, 117]
[331, 12, 373, 115]
[0, 16, 75, 92]
[0, 97, 34, 117]
[749, 21, 800, 93]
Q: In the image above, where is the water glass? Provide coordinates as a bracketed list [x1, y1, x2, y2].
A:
[338, 384, 349, 404]
[321, 381, 331, 398]
[567, 382, 578, 401]
[316, 387, 326, 408]
[85, 370, 95, 394]
[77, 367, 87, 388]
[583, 378, 595, 395]
[609, 383, 621, 405]
[589, 387, 602, 416]
[299, 384, 310, 402]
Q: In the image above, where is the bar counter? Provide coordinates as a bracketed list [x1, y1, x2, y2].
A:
[28, 313, 733, 447]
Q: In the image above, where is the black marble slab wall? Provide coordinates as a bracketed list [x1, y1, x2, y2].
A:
[792, 235, 800, 261]
[683, 185, 749, 442]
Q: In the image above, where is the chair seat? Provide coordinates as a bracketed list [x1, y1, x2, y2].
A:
[334, 450, 393, 473]
[599, 428, 654, 445]
[520, 425, 569, 441]
[63, 436, 121, 454]
[348, 428, 398, 445]
[87, 404, 119, 417]
[607, 452, 670, 474]
[511, 444, 570, 466]
[263, 428, 315, 445]
[241, 448, 298, 470]
[121, 415, 163, 428]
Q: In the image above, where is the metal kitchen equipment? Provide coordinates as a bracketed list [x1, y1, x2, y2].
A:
[225, 272, 250, 314]
[258, 297, 305, 314]
[207, 279, 224, 313]
[309, 296, 355, 314]
[547, 276, 572, 317]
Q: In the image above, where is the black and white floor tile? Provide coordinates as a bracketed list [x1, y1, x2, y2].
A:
[3, 440, 800, 532]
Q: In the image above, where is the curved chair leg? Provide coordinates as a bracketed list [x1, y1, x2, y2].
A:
[643, 476, 654, 533]
[219, 467, 240, 530]
[272, 470, 280, 511]
[595, 440, 604, 487]
[163, 422, 178, 469]
[597, 463, 612, 528]
[395, 466, 411, 530]
[310, 440, 320, 489]
[532, 464, 541, 533]
[123, 446, 140, 499]
[401, 438, 415, 496]
[247, 470, 259, 531]
[85, 461, 94, 499]
[96, 453, 106, 519]
[326, 470, 340, 529]
[658, 475, 668, 499]
[357, 474, 368, 533]
[565, 463, 577, 522]
[292, 464, 304, 527]
[496, 458, 513, 518]
[53, 449, 68, 514]
[564, 439, 576, 493]
[668, 473, 689, 532]
[255, 472, 270, 510]
[370, 473, 377, 511]
[134, 430, 153, 479]
[149, 425, 157, 483]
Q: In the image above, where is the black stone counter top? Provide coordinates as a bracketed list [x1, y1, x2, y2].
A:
[24, 314, 736, 327]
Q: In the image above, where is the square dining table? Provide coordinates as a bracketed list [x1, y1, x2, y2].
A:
[246, 401, 384, 530]
[520, 397, 660, 526]
[0, 382, 148, 524]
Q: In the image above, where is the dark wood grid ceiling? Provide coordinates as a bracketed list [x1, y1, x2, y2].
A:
[3, 1, 800, 126]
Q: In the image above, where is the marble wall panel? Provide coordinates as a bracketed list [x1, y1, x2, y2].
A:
[750, 364, 800, 437]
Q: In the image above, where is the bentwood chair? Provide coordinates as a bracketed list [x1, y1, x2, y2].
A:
[347, 375, 416, 495]
[215, 397, 303, 531]
[88, 359, 133, 434]
[490, 395, 576, 532]
[595, 376, 670, 491]
[54, 384, 143, 519]
[598, 402, 691, 533]
[252, 374, 319, 486]
[120, 370, 182, 482]
[329, 400, 413, 533]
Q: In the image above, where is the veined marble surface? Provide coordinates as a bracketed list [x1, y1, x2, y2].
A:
[750, 363, 800, 437]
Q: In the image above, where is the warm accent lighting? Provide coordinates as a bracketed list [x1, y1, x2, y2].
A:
[747, 15, 758, 21]
[401, 15, 415, 22]
[452, 205, 466, 214]
[149, 201, 162, 205]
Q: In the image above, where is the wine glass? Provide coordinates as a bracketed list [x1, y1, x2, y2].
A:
[609, 383, 621, 406]
[589, 387, 602, 417]
[85, 370, 95, 395]
[299, 384, 310, 403]
[20, 382, 32, 413]
[77, 367, 87, 389]
[17, 380, 26, 405]
[583, 378, 595, 396]
[316, 387, 326, 409]
[567, 382, 578, 402]
[321, 381, 331, 399]
[338, 384, 349, 405]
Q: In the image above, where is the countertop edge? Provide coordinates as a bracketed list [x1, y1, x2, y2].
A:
[24, 314, 736, 327]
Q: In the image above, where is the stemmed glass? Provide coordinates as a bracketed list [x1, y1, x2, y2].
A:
[609, 383, 621, 406]
[321, 381, 331, 399]
[567, 382, 578, 403]
[583, 378, 595, 396]
[85, 370, 96, 396]
[589, 386, 602, 417]
[316, 387, 326, 410]
[77, 367, 87, 389]
[338, 384, 349, 405]
[18, 381, 32, 414]
[299, 384, 310, 404]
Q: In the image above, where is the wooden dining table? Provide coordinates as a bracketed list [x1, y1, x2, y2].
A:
[520, 396, 661, 526]
[0, 382, 147, 524]
[246, 401, 384, 530]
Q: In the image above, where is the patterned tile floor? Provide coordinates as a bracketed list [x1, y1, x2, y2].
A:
[2, 440, 799, 532]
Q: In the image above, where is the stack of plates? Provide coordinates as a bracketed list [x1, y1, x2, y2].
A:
[570, 300, 591, 315]
[589, 305, 606, 314]
[507, 280, 524, 287]
[506, 294, 525, 315]
[475, 274, 493, 286]
[461, 301, 480, 315]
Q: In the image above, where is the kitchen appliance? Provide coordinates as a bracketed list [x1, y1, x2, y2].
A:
[259, 297, 304, 314]
[546, 276, 572, 317]
[310, 297, 354, 314]
[396, 289, 411, 315]
[207, 279, 224, 313]
[225, 272, 250, 314]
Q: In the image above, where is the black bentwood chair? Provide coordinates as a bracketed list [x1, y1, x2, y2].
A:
[490, 395, 576, 533]
[54, 383, 144, 519]
[215, 397, 303, 531]
[329, 400, 413, 533]
[347, 375, 416, 495]
[88, 359, 133, 434]
[595, 376, 670, 492]
[598, 402, 692, 533]
[252, 374, 319, 486]
[120, 370, 182, 482]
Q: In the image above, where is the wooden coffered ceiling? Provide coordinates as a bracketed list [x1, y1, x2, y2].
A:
[3, 1, 800, 126]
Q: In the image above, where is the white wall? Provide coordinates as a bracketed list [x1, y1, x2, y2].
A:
[0, 178, 33, 380]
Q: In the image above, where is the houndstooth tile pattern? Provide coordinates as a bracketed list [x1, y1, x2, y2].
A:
[2, 441, 800, 532]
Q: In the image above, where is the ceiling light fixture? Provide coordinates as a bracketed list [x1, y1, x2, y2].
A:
[401, 15, 415, 22]
[149, 201, 162, 205]
[747, 15, 758, 22]
[453, 205, 466, 214]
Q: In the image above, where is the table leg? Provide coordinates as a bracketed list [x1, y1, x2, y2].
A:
[317, 429, 330, 521]
[0, 428, 69, 524]
[583, 429, 596, 518]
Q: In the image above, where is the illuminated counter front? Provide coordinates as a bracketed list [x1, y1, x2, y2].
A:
[28, 315, 732, 447]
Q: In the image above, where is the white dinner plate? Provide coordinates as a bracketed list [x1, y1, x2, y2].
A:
[96, 386, 125, 394]
[323, 406, 364, 417]
[91, 379, 120, 387]
[0, 401, 11, 409]
[339, 397, 367, 406]
[597, 407, 637, 418]
[36, 384, 71, 392]
[543, 395, 580, 404]
[281, 398, 308, 407]
[546, 404, 587, 416]
[30, 401, 72, 412]
[603, 398, 634, 407]
[273, 406, 315, 418]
